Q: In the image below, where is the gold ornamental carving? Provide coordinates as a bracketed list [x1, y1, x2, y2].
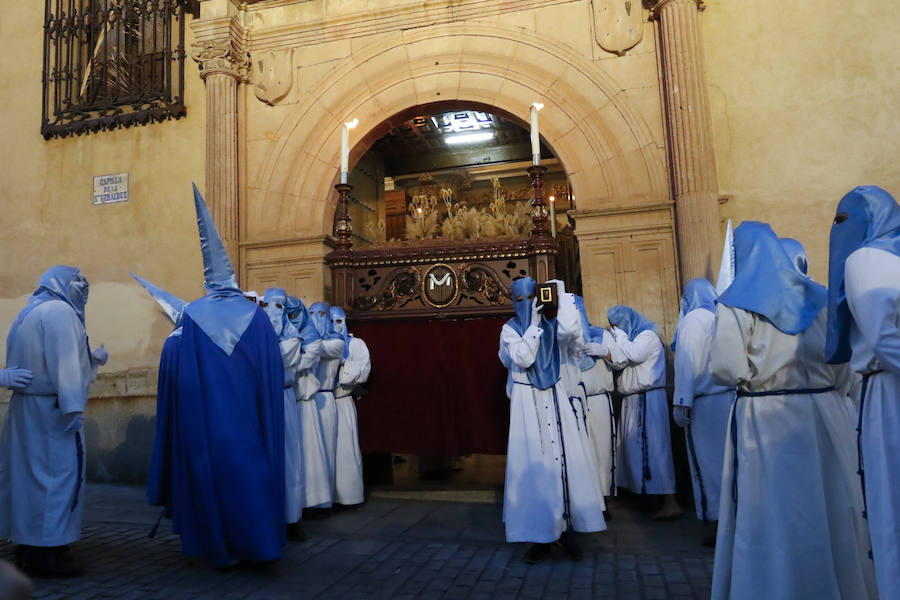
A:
[593, 0, 644, 56]
[191, 39, 251, 83]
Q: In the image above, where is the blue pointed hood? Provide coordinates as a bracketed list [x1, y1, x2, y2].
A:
[182, 184, 258, 355]
[8, 265, 90, 356]
[309, 302, 342, 340]
[573, 295, 596, 371]
[716, 221, 826, 335]
[779, 238, 809, 275]
[330, 306, 351, 359]
[827, 185, 900, 363]
[672, 278, 717, 351]
[607, 305, 657, 341]
[131, 273, 188, 327]
[285, 296, 321, 346]
[505, 277, 559, 390]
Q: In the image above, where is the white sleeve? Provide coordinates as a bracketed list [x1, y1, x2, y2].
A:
[709, 305, 754, 388]
[339, 338, 371, 387]
[614, 330, 659, 366]
[602, 329, 629, 370]
[673, 314, 705, 408]
[42, 305, 90, 414]
[320, 338, 346, 360]
[279, 337, 303, 372]
[500, 323, 543, 369]
[845, 249, 900, 375]
[555, 293, 582, 344]
[298, 339, 322, 373]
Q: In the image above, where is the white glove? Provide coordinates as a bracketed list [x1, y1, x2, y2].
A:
[91, 345, 109, 366]
[530, 298, 544, 329]
[611, 326, 628, 342]
[64, 413, 84, 433]
[0, 367, 32, 390]
[583, 342, 608, 358]
[673, 405, 691, 428]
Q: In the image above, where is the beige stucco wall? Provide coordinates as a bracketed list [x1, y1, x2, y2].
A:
[0, 5, 207, 480]
[703, 0, 900, 283]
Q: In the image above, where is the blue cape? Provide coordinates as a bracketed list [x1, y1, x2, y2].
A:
[330, 306, 351, 359]
[607, 305, 657, 341]
[146, 310, 286, 566]
[573, 295, 596, 371]
[717, 221, 826, 335]
[8, 266, 89, 358]
[671, 278, 717, 351]
[506, 277, 560, 390]
[826, 185, 900, 363]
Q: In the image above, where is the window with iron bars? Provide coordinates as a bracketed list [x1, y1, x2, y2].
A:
[42, 0, 188, 140]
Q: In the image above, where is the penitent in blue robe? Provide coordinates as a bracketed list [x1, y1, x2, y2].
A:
[147, 309, 286, 566]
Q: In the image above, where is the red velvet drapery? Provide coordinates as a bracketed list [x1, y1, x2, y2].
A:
[352, 317, 510, 457]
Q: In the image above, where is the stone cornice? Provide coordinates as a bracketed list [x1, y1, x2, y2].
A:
[241, 0, 579, 51]
[645, 0, 704, 19]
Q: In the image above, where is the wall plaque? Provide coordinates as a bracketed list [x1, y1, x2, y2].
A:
[93, 173, 129, 206]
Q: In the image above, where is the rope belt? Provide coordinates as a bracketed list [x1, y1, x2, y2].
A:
[640, 391, 651, 494]
[317, 389, 334, 394]
[857, 370, 883, 560]
[731, 385, 836, 509]
[335, 394, 352, 400]
[550, 386, 574, 531]
[737, 386, 835, 397]
[72, 431, 84, 512]
[685, 423, 708, 522]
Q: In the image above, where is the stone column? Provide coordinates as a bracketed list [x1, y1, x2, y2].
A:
[191, 39, 249, 269]
[651, 0, 721, 283]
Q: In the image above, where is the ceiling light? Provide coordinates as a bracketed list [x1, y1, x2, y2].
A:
[445, 132, 494, 145]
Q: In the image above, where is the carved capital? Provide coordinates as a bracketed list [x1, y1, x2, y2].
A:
[645, 0, 704, 19]
[191, 39, 250, 83]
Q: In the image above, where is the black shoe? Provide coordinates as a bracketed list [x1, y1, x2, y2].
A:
[603, 509, 613, 521]
[558, 531, 583, 562]
[523, 543, 552, 565]
[302, 507, 331, 520]
[18, 546, 83, 578]
[701, 533, 717, 548]
[286, 521, 307, 542]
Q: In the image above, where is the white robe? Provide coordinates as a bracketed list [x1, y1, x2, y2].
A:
[0, 300, 93, 546]
[293, 339, 332, 508]
[314, 338, 346, 495]
[672, 308, 735, 521]
[611, 329, 676, 495]
[499, 320, 606, 543]
[279, 337, 305, 524]
[709, 305, 876, 600]
[581, 329, 621, 497]
[555, 293, 606, 517]
[845, 247, 900, 600]
[334, 335, 370, 506]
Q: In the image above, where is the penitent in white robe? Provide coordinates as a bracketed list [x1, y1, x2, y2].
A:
[709, 305, 876, 600]
[845, 247, 900, 600]
[0, 300, 94, 546]
[554, 294, 606, 519]
[294, 339, 331, 508]
[314, 338, 346, 495]
[612, 330, 676, 495]
[672, 308, 735, 521]
[333, 336, 371, 506]
[581, 329, 621, 497]
[499, 321, 606, 543]
[279, 337, 305, 524]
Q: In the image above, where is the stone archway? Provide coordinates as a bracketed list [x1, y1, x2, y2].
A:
[246, 21, 669, 242]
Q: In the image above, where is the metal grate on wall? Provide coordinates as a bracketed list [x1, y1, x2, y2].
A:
[42, 0, 187, 140]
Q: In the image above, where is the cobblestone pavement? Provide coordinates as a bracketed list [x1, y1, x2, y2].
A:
[1, 485, 714, 599]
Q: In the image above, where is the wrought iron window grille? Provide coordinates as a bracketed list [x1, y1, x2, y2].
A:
[42, 0, 188, 140]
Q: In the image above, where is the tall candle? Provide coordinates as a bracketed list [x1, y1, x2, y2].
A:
[530, 103, 543, 165]
[549, 195, 557, 237]
[340, 118, 358, 184]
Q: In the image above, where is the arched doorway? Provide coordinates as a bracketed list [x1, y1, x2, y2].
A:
[330, 103, 579, 488]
